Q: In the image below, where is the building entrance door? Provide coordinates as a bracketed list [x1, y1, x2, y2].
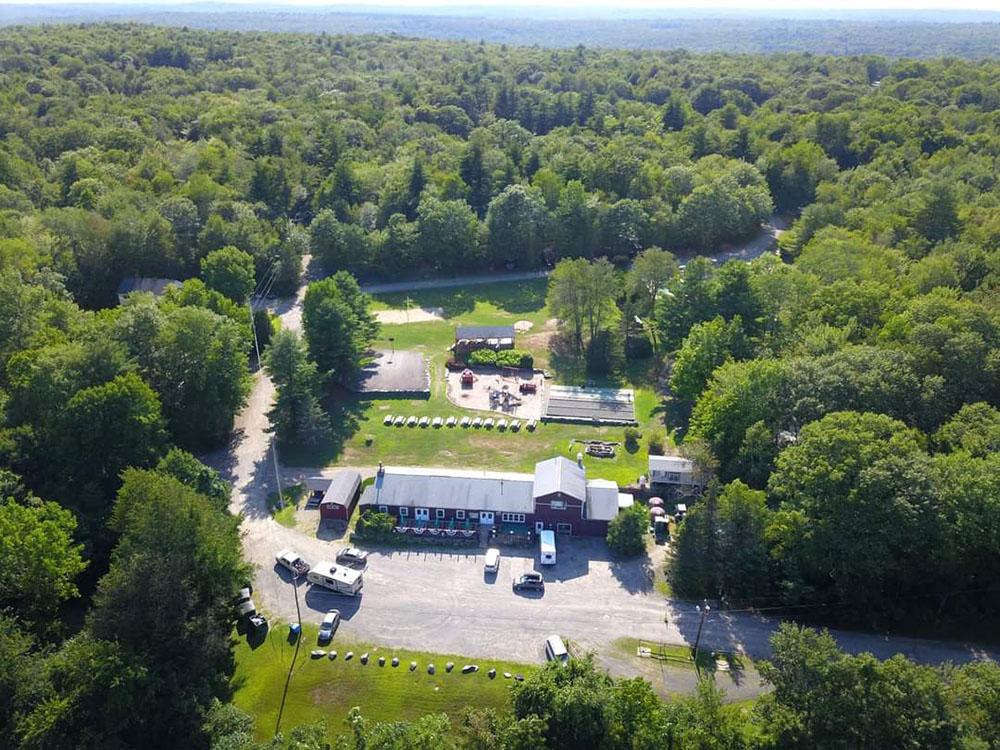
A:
[479, 512, 495, 525]
[415, 508, 429, 522]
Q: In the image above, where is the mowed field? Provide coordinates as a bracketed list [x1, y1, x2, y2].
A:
[282, 279, 668, 485]
[232, 624, 537, 742]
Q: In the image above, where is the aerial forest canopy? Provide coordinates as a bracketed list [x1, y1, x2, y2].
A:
[0, 22, 997, 750]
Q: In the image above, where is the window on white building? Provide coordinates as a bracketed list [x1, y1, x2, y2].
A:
[378, 505, 388, 513]
[500, 512, 525, 523]
[399, 507, 408, 517]
[550, 499, 566, 510]
[456, 510, 466, 520]
[436, 508, 446, 519]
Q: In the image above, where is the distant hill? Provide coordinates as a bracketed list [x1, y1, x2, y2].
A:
[2, 4, 999, 58]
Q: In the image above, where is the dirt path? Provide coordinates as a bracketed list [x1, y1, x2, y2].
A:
[374, 307, 445, 324]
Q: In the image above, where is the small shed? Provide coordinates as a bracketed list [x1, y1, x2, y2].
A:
[454, 325, 515, 356]
[319, 470, 363, 522]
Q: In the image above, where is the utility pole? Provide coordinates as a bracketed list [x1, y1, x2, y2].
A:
[248, 294, 299, 631]
[693, 602, 710, 670]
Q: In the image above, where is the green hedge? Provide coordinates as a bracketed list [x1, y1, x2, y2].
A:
[467, 348, 534, 369]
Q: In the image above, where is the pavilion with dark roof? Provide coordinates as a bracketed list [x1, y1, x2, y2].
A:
[453, 325, 516, 356]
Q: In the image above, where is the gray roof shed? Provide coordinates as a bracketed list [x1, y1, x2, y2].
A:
[321, 470, 362, 508]
[455, 325, 516, 342]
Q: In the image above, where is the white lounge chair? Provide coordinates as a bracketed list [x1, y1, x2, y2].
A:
[460, 417, 471, 427]
[406, 416, 418, 427]
[432, 417, 443, 428]
[418, 416, 430, 428]
[393, 415, 405, 426]
[472, 417, 483, 428]
[497, 418, 508, 430]
[527, 419, 537, 431]
[446, 416, 457, 427]
[383, 414, 394, 425]
[510, 420, 521, 431]
[483, 418, 495, 429]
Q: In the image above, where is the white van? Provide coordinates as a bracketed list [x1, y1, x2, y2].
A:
[539, 529, 556, 566]
[484, 548, 501, 574]
[307, 561, 364, 596]
[544, 635, 569, 664]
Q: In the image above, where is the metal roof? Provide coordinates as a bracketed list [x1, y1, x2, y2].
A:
[455, 325, 516, 341]
[321, 470, 361, 507]
[585, 479, 620, 521]
[363, 466, 535, 513]
[533, 457, 586, 501]
[543, 385, 637, 425]
[648, 455, 695, 473]
[310, 560, 363, 585]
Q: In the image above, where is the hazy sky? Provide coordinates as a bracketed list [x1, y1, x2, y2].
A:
[0, 0, 996, 8]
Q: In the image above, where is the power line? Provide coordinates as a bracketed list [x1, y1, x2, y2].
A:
[687, 584, 1000, 618]
[246, 294, 299, 636]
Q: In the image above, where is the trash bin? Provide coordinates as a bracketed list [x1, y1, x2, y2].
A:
[289, 623, 301, 641]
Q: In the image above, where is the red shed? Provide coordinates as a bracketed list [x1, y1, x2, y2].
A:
[319, 471, 362, 522]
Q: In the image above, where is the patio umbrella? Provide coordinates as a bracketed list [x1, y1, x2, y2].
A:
[647, 497, 664, 507]
[649, 506, 666, 517]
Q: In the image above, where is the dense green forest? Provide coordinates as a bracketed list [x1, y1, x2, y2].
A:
[0, 23, 997, 750]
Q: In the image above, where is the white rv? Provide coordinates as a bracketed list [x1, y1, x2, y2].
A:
[307, 561, 364, 596]
[539, 529, 556, 566]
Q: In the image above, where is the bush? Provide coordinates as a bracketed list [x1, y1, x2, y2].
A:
[356, 509, 396, 540]
[467, 348, 534, 369]
[467, 349, 498, 366]
[607, 503, 648, 556]
[647, 430, 666, 455]
[496, 349, 534, 369]
[624, 427, 641, 450]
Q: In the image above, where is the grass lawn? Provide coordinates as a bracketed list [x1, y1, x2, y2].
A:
[282, 279, 671, 485]
[611, 636, 747, 675]
[267, 484, 308, 529]
[232, 623, 536, 742]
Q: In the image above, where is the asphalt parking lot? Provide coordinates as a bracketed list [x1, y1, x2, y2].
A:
[257, 532, 672, 664]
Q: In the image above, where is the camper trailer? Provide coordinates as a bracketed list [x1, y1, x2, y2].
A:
[307, 561, 364, 596]
[539, 529, 557, 566]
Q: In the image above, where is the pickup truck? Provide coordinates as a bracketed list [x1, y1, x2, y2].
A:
[275, 549, 310, 577]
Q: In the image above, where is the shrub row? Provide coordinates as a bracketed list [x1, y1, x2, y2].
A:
[466, 348, 534, 369]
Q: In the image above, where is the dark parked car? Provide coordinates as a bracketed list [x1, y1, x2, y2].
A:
[336, 547, 370, 567]
[513, 572, 545, 593]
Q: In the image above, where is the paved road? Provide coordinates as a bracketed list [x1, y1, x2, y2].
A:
[211, 250, 996, 697]
[359, 269, 550, 295]
[351, 216, 787, 296]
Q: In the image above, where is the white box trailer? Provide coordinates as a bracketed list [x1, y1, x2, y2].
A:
[307, 561, 364, 596]
[539, 529, 556, 566]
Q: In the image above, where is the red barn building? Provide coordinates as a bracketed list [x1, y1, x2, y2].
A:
[359, 456, 631, 537]
[317, 470, 362, 522]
